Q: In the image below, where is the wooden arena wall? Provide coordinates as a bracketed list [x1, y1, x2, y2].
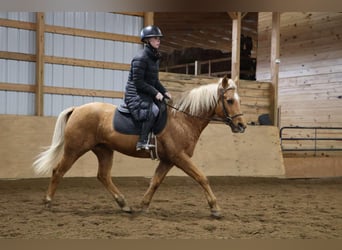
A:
[257, 12, 342, 128]
[0, 115, 285, 179]
[256, 12, 342, 177]
[256, 12, 342, 176]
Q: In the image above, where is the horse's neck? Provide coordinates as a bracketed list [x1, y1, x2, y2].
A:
[174, 109, 212, 138]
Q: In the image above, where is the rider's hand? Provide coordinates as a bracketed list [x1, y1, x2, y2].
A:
[164, 92, 172, 100]
[155, 92, 164, 101]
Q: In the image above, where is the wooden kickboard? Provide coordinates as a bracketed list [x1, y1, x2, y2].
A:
[0, 115, 285, 179]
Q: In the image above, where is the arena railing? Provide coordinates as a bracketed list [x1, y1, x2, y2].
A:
[280, 126, 342, 156]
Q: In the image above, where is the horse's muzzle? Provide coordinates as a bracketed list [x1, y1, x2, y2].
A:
[231, 122, 246, 133]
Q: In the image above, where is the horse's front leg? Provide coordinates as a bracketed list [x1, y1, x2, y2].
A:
[139, 160, 173, 212]
[174, 152, 222, 219]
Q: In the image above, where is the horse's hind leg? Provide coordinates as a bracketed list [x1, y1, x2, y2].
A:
[93, 145, 131, 213]
[45, 152, 81, 207]
[139, 160, 173, 212]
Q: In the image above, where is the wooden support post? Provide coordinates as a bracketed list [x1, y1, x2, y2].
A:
[194, 61, 199, 76]
[208, 60, 212, 76]
[144, 12, 154, 26]
[229, 12, 241, 81]
[35, 12, 45, 116]
[270, 12, 280, 127]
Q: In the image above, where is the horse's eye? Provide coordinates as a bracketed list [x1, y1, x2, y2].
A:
[227, 99, 234, 105]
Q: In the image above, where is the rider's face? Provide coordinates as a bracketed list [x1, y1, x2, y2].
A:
[148, 37, 161, 49]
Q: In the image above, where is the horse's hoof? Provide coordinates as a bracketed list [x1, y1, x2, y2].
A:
[211, 210, 223, 219]
[134, 205, 149, 214]
[43, 200, 52, 208]
[121, 206, 133, 213]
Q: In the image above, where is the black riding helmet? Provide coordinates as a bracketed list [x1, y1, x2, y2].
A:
[140, 25, 163, 43]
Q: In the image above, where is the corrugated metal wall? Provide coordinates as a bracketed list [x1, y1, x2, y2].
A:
[0, 12, 36, 115]
[0, 12, 143, 116]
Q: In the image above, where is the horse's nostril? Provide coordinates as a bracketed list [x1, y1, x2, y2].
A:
[238, 123, 246, 132]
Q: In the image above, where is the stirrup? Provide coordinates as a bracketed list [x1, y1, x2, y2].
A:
[136, 142, 155, 151]
[136, 132, 156, 151]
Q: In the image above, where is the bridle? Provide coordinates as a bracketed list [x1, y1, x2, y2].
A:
[164, 88, 243, 127]
[218, 88, 244, 127]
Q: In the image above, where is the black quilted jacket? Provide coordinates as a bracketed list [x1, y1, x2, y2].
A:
[124, 44, 167, 121]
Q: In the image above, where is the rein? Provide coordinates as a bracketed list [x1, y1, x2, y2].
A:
[165, 101, 212, 121]
[164, 90, 243, 126]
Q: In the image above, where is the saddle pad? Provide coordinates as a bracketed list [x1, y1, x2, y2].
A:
[114, 109, 142, 135]
[113, 102, 168, 135]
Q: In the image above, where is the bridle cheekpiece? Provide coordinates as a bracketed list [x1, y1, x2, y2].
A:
[219, 88, 244, 127]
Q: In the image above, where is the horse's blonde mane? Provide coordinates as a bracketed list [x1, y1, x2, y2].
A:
[172, 83, 218, 116]
[172, 78, 237, 116]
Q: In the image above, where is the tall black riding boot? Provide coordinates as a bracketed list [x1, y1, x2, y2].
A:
[136, 117, 155, 151]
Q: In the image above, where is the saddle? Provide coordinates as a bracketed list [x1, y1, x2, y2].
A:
[113, 101, 168, 159]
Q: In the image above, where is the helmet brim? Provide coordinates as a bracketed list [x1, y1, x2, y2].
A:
[141, 35, 164, 42]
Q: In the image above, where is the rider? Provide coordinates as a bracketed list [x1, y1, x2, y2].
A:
[124, 25, 172, 151]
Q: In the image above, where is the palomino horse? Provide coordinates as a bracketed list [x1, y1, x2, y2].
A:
[33, 76, 246, 218]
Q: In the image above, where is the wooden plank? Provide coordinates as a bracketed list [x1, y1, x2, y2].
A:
[0, 82, 124, 98]
[44, 86, 124, 99]
[0, 18, 36, 30]
[241, 83, 272, 92]
[45, 56, 130, 71]
[113, 12, 144, 17]
[0, 51, 35, 62]
[35, 12, 45, 116]
[240, 96, 271, 105]
[0, 51, 130, 71]
[284, 157, 342, 178]
[44, 24, 140, 44]
[0, 82, 35, 92]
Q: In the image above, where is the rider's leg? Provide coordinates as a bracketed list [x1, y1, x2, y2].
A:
[136, 103, 159, 151]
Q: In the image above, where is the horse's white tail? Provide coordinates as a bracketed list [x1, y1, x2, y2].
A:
[32, 107, 75, 175]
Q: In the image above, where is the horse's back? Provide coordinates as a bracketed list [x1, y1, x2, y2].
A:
[75, 102, 116, 113]
[65, 102, 117, 135]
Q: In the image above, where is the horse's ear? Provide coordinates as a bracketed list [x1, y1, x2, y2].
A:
[221, 75, 229, 89]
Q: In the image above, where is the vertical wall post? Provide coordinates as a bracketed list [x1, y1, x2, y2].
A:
[271, 12, 280, 127]
[194, 61, 201, 76]
[35, 12, 45, 116]
[144, 12, 154, 26]
[230, 12, 241, 81]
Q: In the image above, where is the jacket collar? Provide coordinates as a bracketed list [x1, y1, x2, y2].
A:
[145, 44, 161, 61]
